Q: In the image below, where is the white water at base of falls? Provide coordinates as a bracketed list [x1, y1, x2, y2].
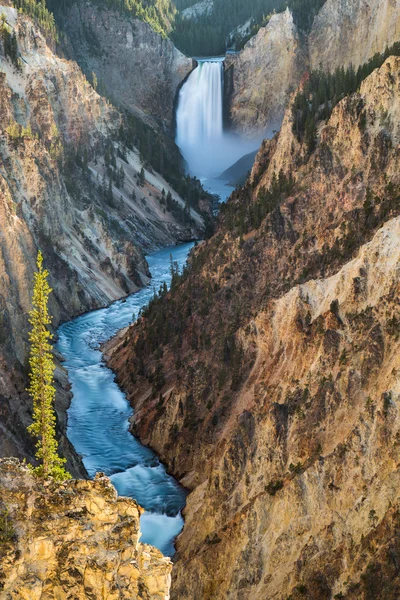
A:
[176, 58, 261, 185]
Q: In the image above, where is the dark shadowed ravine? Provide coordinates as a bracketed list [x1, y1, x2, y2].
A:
[56, 243, 194, 557]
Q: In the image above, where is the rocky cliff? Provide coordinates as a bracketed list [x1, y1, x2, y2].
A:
[0, 458, 172, 599]
[56, 1, 193, 132]
[0, 5, 209, 470]
[227, 0, 400, 138]
[309, 0, 400, 71]
[225, 9, 306, 138]
[108, 56, 400, 598]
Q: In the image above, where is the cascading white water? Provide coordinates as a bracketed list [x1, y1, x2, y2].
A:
[176, 59, 224, 179]
[176, 58, 262, 187]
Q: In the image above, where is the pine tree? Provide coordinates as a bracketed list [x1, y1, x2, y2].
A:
[27, 251, 70, 481]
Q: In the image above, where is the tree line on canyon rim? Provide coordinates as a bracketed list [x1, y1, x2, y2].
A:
[292, 40, 400, 153]
[20, 0, 327, 56]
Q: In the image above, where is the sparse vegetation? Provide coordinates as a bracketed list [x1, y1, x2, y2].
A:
[0, 507, 15, 545]
[265, 479, 284, 495]
[0, 13, 20, 69]
[13, 0, 58, 41]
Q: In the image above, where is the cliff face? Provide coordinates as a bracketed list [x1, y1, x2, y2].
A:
[225, 9, 305, 138]
[59, 1, 192, 131]
[0, 5, 207, 470]
[108, 57, 400, 598]
[227, 0, 400, 138]
[0, 459, 172, 599]
[309, 0, 400, 71]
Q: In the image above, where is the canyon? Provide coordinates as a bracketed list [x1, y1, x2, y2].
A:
[1, 0, 400, 598]
[108, 56, 400, 598]
[0, 2, 210, 469]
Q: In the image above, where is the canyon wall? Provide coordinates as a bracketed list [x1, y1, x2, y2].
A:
[0, 5, 208, 470]
[0, 458, 172, 599]
[108, 56, 400, 598]
[225, 9, 305, 138]
[59, 1, 193, 131]
[227, 0, 400, 138]
[309, 0, 400, 71]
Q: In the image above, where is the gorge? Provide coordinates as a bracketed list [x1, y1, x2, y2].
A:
[61, 51, 245, 559]
[1, 0, 400, 598]
[57, 244, 194, 557]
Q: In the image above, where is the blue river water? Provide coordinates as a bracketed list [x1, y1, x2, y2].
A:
[56, 243, 194, 556]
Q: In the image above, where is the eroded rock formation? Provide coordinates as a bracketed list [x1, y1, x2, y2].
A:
[226, 0, 400, 137]
[59, 1, 193, 131]
[108, 57, 400, 599]
[309, 0, 400, 71]
[0, 459, 172, 599]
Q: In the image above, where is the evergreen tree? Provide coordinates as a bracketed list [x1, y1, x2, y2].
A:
[304, 115, 317, 153]
[27, 251, 70, 481]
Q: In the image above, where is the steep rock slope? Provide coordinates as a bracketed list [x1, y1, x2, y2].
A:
[225, 9, 306, 138]
[227, 0, 400, 137]
[56, 1, 193, 131]
[108, 57, 400, 598]
[0, 5, 208, 469]
[0, 459, 172, 599]
[309, 0, 400, 71]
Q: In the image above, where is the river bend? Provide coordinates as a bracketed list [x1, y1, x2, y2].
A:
[56, 243, 193, 557]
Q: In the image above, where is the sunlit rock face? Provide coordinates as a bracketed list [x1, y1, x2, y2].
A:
[309, 0, 400, 71]
[0, 459, 172, 599]
[225, 0, 400, 140]
[225, 9, 306, 139]
[109, 57, 400, 599]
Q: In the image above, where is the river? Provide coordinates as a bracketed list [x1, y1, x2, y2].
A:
[56, 243, 194, 557]
[58, 57, 253, 559]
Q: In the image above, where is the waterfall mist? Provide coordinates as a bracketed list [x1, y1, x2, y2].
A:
[176, 59, 261, 181]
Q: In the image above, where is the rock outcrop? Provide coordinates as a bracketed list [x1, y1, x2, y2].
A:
[181, 0, 214, 21]
[59, 1, 193, 131]
[108, 57, 400, 598]
[225, 9, 305, 138]
[309, 0, 400, 71]
[0, 459, 172, 599]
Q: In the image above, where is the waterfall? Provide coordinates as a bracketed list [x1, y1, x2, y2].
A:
[176, 59, 224, 179]
[176, 58, 261, 184]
